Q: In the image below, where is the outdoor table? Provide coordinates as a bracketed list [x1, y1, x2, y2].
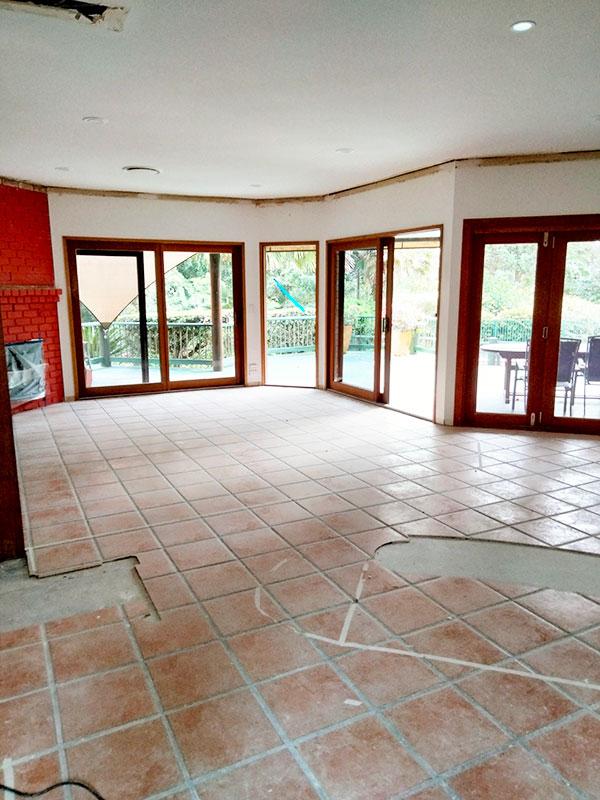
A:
[479, 341, 587, 404]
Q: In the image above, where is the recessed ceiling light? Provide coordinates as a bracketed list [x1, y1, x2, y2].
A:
[336, 148, 354, 154]
[510, 20, 536, 32]
[54, 166, 70, 172]
[122, 166, 161, 175]
[82, 116, 108, 125]
[249, 183, 262, 188]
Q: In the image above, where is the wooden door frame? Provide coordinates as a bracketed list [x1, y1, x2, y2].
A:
[326, 236, 386, 402]
[65, 237, 246, 398]
[259, 241, 319, 387]
[454, 214, 600, 432]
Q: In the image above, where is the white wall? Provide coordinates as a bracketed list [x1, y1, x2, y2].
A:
[48, 157, 600, 424]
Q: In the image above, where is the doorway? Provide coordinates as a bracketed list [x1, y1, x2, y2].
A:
[455, 216, 600, 433]
[66, 239, 245, 397]
[261, 243, 318, 387]
[327, 229, 440, 420]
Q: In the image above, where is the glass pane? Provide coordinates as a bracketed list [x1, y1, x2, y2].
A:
[339, 247, 377, 391]
[554, 239, 600, 419]
[78, 252, 160, 388]
[163, 251, 236, 382]
[388, 229, 441, 419]
[475, 243, 537, 414]
[264, 247, 316, 387]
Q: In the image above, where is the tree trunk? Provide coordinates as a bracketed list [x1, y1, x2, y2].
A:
[210, 253, 223, 371]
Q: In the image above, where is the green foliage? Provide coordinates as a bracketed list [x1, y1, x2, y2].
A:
[265, 250, 316, 312]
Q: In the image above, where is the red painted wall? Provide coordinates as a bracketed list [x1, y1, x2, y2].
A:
[0, 184, 64, 412]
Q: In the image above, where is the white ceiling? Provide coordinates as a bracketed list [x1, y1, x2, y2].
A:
[1, 0, 599, 199]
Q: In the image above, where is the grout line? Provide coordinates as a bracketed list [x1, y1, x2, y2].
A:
[40, 623, 71, 800]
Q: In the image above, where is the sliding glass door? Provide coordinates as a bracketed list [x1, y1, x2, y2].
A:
[66, 239, 245, 397]
[327, 238, 392, 402]
[456, 216, 600, 433]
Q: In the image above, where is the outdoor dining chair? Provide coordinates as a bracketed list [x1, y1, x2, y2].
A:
[555, 338, 581, 416]
[582, 335, 600, 416]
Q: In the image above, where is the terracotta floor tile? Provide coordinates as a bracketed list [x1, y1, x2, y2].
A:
[404, 620, 506, 678]
[523, 639, 600, 703]
[418, 577, 505, 614]
[66, 719, 182, 800]
[130, 488, 182, 509]
[0, 643, 47, 699]
[362, 587, 448, 635]
[151, 518, 215, 546]
[203, 588, 285, 635]
[386, 687, 507, 773]
[224, 528, 288, 558]
[96, 528, 157, 559]
[219, 475, 270, 493]
[131, 604, 215, 656]
[269, 573, 349, 616]
[191, 495, 245, 515]
[346, 527, 404, 555]
[177, 481, 228, 502]
[298, 606, 389, 655]
[144, 573, 195, 610]
[58, 664, 156, 740]
[449, 746, 579, 799]
[0, 691, 56, 759]
[529, 713, 600, 797]
[458, 667, 578, 735]
[337, 644, 442, 706]
[340, 487, 398, 507]
[184, 560, 257, 601]
[49, 623, 137, 682]
[197, 750, 320, 800]
[169, 690, 281, 776]
[229, 622, 322, 681]
[260, 663, 363, 738]
[299, 715, 427, 800]
[27, 489, 78, 512]
[242, 548, 315, 584]
[298, 494, 355, 515]
[88, 510, 147, 536]
[121, 475, 171, 494]
[442, 486, 502, 507]
[466, 603, 564, 654]
[515, 518, 585, 545]
[549, 486, 600, 507]
[29, 520, 91, 546]
[46, 607, 121, 637]
[327, 561, 406, 598]
[148, 641, 244, 709]
[281, 480, 330, 499]
[513, 493, 576, 515]
[28, 504, 84, 530]
[299, 538, 367, 570]
[9, 753, 62, 796]
[435, 509, 501, 535]
[396, 517, 465, 538]
[553, 508, 600, 535]
[253, 501, 312, 525]
[167, 538, 235, 570]
[142, 502, 197, 526]
[274, 518, 338, 545]
[404, 494, 467, 516]
[33, 540, 100, 576]
[0, 623, 41, 650]
[208, 509, 267, 535]
[135, 548, 175, 578]
[402, 789, 449, 800]
[517, 588, 600, 632]
[237, 486, 289, 506]
[80, 495, 136, 518]
[321, 509, 383, 534]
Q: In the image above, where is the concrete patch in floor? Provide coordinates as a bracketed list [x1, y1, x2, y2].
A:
[375, 536, 600, 596]
[0, 557, 154, 632]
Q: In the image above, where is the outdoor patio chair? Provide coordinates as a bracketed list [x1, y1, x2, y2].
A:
[555, 338, 581, 416]
[582, 335, 600, 416]
[511, 340, 530, 410]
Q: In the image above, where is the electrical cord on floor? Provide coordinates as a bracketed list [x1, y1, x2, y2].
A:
[0, 781, 105, 800]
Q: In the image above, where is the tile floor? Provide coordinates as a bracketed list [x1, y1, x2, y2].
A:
[3, 386, 600, 800]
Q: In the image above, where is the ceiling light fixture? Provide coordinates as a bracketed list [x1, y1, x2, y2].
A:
[122, 166, 161, 175]
[249, 183, 262, 188]
[54, 166, 70, 171]
[510, 20, 536, 32]
[336, 148, 354, 154]
[82, 116, 108, 125]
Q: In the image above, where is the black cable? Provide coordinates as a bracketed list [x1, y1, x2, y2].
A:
[0, 781, 106, 800]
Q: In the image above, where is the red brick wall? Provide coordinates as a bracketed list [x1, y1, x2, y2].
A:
[0, 184, 64, 413]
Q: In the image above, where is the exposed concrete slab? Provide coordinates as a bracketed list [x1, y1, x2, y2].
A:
[0, 557, 153, 632]
[375, 537, 600, 596]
